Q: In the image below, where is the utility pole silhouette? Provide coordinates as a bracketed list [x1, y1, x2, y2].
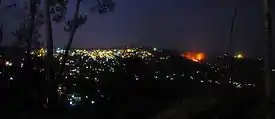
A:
[227, 6, 236, 89]
[263, 0, 272, 119]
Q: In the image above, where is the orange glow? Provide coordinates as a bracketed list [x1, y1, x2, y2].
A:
[182, 52, 206, 62]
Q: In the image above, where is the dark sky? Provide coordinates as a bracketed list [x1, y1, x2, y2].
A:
[1, 0, 272, 56]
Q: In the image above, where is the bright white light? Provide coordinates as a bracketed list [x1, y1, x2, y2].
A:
[91, 100, 95, 104]
[9, 77, 14, 80]
[5, 61, 12, 66]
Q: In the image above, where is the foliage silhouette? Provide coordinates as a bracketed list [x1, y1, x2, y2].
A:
[59, 0, 116, 76]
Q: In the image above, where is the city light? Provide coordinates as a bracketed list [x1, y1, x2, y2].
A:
[5, 61, 12, 67]
[234, 53, 244, 59]
[0, 47, 259, 110]
[32, 48, 153, 60]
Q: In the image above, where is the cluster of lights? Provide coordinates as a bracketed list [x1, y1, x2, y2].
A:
[32, 48, 153, 60]
[227, 77, 256, 88]
[29, 48, 260, 90]
[32, 48, 46, 57]
[1, 48, 266, 108]
[150, 69, 256, 89]
[5, 61, 12, 67]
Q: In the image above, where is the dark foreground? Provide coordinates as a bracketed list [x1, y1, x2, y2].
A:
[0, 49, 271, 119]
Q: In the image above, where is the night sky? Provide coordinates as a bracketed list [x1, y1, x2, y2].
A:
[1, 0, 273, 56]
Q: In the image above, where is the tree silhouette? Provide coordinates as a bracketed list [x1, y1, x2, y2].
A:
[12, 23, 42, 48]
[0, 0, 1, 45]
[10, 0, 68, 109]
[10, 0, 44, 62]
[59, 0, 116, 76]
[12, 0, 45, 50]
[25, 0, 37, 61]
[0, 24, 2, 46]
[43, 0, 68, 109]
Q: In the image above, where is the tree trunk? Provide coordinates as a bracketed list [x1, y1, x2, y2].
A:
[44, 0, 55, 108]
[263, 0, 272, 119]
[0, 23, 2, 45]
[227, 6, 236, 89]
[227, 7, 236, 56]
[59, 0, 81, 75]
[0, 0, 3, 46]
[26, 0, 37, 62]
